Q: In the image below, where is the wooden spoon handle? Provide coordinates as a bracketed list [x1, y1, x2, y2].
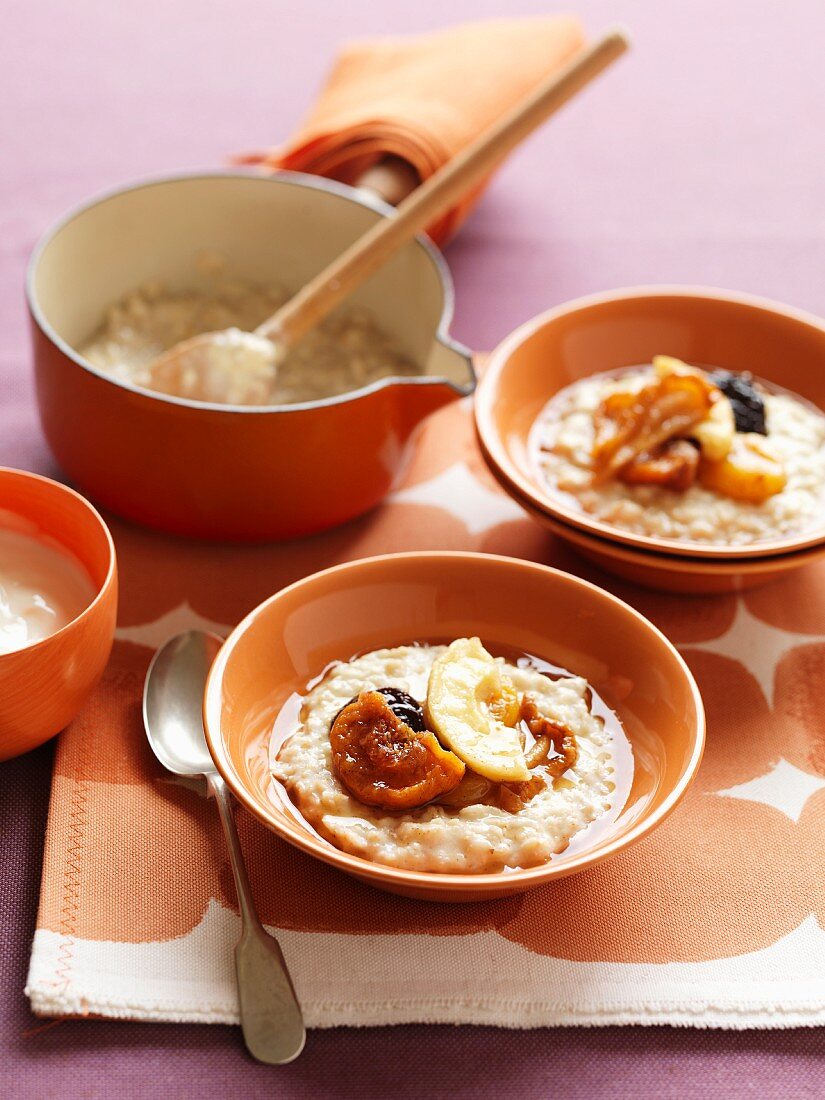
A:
[258, 29, 629, 347]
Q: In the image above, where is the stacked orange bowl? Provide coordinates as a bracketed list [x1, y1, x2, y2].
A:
[475, 287, 825, 593]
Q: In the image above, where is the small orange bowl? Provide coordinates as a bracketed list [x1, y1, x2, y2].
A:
[203, 552, 704, 902]
[475, 286, 825, 561]
[0, 468, 117, 761]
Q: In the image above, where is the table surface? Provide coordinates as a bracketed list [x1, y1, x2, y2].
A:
[2, 1, 824, 1096]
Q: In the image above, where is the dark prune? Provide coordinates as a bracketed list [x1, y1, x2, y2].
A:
[374, 687, 427, 732]
[332, 686, 427, 733]
[709, 370, 767, 435]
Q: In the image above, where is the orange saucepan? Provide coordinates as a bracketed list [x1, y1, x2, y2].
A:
[203, 552, 705, 902]
[27, 172, 475, 542]
[0, 468, 117, 761]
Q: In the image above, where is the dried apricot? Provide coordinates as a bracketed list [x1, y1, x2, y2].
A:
[330, 690, 464, 810]
[699, 434, 787, 502]
[593, 372, 716, 481]
[619, 439, 700, 492]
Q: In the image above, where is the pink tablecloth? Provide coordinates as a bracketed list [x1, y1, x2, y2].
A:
[2, 0, 824, 1096]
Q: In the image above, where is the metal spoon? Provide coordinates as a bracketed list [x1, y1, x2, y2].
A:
[142, 630, 305, 1064]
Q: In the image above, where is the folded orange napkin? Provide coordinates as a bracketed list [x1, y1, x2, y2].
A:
[241, 16, 586, 244]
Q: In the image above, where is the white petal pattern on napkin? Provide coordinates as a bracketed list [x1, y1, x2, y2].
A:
[680, 599, 825, 707]
[26, 900, 825, 1028]
[715, 758, 825, 824]
[391, 462, 524, 535]
[116, 603, 230, 648]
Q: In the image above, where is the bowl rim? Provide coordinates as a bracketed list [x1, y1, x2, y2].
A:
[202, 550, 706, 894]
[475, 284, 825, 560]
[485, 456, 825, 577]
[0, 466, 117, 661]
[26, 168, 475, 415]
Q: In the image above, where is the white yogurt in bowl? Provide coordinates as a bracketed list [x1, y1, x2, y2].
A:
[0, 526, 97, 654]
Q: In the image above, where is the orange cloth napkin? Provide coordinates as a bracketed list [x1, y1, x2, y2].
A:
[241, 17, 586, 244]
[25, 397, 825, 1028]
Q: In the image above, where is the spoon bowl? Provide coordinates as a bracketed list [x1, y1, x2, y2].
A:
[149, 331, 280, 406]
[143, 630, 222, 775]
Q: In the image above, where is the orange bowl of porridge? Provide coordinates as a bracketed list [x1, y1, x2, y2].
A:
[202, 552, 704, 901]
[484, 459, 825, 594]
[27, 172, 474, 541]
[475, 288, 825, 564]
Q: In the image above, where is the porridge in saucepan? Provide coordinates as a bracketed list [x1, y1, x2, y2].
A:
[80, 267, 419, 406]
[272, 637, 629, 874]
[530, 355, 825, 546]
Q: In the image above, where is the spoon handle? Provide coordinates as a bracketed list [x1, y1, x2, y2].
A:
[258, 29, 628, 349]
[207, 772, 306, 1064]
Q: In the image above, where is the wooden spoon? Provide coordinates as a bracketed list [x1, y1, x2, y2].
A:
[149, 30, 629, 402]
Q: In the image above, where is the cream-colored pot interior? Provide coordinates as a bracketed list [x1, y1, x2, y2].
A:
[31, 171, 473, 398]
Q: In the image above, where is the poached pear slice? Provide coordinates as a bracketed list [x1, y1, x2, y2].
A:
[427, 637, 530, 783]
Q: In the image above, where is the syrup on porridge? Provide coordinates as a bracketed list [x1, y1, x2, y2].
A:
[272, 638, 631, 875]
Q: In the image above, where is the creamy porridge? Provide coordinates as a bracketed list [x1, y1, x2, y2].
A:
[531, 356, 825, 546]
[272, 638, 626, 875]
[80, 270, 418, 406]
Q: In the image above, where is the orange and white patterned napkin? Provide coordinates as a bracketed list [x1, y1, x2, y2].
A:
[26, 399, 825, 1028]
